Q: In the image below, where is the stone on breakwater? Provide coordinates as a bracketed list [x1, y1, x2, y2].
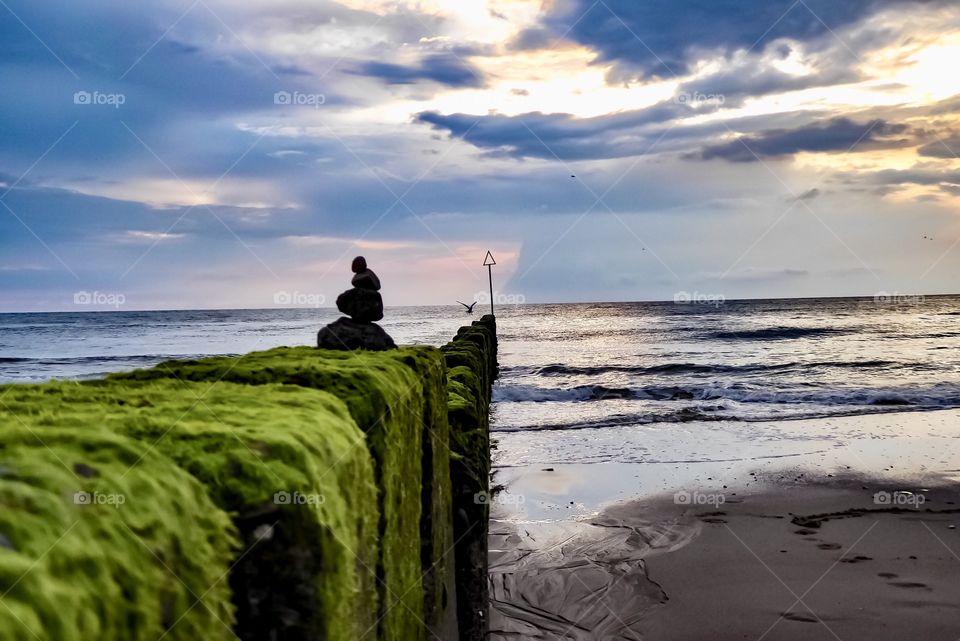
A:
[336, 287, 384, 322]
[317, 317, 396, 351]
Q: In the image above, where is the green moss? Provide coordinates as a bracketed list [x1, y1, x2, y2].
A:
[385, 349, 454, 633]
[444, 351, 491, 465]
[442, 315, 496, 641]
[0, 379, 378, 641]
[0, 315, 497, 641]
[0, 415, 236, 641]
[442, 316, 496, 477]
[111, 346, 452, 641]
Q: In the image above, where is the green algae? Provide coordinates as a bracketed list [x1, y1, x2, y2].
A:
[442, 315, 496, 641]
[0, 379, 378, 641]
[383, 348, 455, 635]
[0, 417, 236, 641]
[0, 314, 498, 641]
[111, 346, 451, 641]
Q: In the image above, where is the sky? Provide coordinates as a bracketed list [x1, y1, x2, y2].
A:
[2, 0, 960, 311]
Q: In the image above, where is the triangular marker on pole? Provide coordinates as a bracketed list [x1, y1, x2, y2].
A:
[483, 251, 496, 316]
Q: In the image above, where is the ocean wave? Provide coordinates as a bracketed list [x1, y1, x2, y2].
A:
[0, 354, 230, 366]
[489, 405, 910, 432]
[493, 381, 960, 408]
[531, 360, 898, 377]
[492, 408, 730, 431]
[703, 327, 850, 340]
[494, 384, 689, 402]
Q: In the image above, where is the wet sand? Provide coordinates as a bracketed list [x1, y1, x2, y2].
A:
[642, 482, 960, 641]
[489, 410, 960, 640]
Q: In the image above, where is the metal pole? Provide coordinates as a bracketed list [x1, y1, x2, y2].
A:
[488, 264, 494, 316]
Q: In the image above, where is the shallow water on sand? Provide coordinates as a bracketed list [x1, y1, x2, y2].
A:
[487, 408, 960, 641]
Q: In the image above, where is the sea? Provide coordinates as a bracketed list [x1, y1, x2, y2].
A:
[2, 296, 960, 480]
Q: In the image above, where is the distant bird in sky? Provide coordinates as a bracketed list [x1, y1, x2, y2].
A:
[457, 300, 477, 313]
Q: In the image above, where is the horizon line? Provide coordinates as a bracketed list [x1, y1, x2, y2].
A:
[1, 292, 958, 315]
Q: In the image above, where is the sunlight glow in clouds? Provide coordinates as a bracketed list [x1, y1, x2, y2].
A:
[2, 0, 960, 310]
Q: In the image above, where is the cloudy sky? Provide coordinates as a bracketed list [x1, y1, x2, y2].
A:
[2, 0, 960, 311]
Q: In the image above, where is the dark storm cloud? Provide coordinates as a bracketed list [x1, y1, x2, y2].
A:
[0, 0, 350, 183]
[414, 102, 837, 161]
[414, 99, 726, 160]
[697, 118, 912, 162]
[350, 54, 485, 87]
[0, 0, 486, 187]
[0, 179, 302, 248]
[514, 0, 938, 79]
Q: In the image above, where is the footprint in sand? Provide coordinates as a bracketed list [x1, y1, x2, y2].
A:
[839, 555, 873, 563]
[889, 581, 931, 590]
[817, 543, 842, 550]
[781, 612, 818, 623]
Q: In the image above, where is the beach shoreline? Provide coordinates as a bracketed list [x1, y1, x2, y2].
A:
[489, 409, 960, 640]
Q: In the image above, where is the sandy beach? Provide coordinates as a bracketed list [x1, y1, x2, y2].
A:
[489, 409, 960, 640]
[641, 482, 960, 641]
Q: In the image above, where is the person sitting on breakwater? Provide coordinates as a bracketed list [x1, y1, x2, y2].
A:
[351, 256, 381, 291]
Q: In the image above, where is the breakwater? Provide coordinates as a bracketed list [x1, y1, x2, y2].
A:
[0, 315, 497, 641]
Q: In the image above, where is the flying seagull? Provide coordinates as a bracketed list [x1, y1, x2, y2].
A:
[457, 300, 477, 314]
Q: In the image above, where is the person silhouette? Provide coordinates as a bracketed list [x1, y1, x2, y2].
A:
[351, 256, 381, 291]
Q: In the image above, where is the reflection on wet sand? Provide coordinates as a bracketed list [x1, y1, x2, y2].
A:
[489, 503, 699, 640]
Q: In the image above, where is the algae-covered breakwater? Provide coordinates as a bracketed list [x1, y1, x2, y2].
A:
[0, 315, 496, 641]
